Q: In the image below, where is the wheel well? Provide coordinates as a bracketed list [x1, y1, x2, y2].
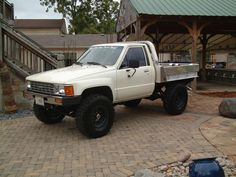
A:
[82, 86, 113, 101]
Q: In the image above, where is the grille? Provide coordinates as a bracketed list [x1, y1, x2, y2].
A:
[31, 81, 55, 95]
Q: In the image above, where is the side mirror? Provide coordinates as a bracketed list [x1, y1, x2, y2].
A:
[128, 60, 139, 68]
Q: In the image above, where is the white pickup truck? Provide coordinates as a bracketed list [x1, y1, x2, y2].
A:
[26, 41, 199, 138]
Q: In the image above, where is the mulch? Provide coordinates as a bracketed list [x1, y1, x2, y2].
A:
[198, 91, 236, 98]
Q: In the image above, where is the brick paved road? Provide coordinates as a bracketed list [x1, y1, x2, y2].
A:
[0, 93, 222, 177]
[201, 116, 236, 163]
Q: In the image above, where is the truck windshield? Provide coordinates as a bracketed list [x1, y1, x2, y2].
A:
[77, 46, 123, 66]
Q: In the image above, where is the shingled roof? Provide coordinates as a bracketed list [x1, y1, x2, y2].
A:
[14, 19, 66, 29]
[130, 0, 236, 17]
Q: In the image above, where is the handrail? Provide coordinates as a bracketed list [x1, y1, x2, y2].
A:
[15, 29, 57, 58]
[3, 29, 58, 67]
[0, 18, 57, 58]
[1, 17, 59, 76]
[5, 0, 13, 8]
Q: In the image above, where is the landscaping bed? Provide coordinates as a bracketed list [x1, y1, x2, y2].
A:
[198, 91, 236, 98]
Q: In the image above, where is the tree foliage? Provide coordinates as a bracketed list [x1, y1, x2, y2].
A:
[40, 0, 119, 34]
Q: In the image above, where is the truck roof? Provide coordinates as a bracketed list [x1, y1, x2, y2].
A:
[93, 41, 148, 47]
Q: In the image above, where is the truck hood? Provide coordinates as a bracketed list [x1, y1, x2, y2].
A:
[26, 64, 113, 83]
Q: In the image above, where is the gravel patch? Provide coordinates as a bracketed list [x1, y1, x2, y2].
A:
[133, 157, 236, 177]
[153, 157, 236, 177]
[0, 109, 33, 120]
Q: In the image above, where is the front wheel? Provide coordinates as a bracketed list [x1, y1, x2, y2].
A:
[76, 94, 114, 138]
[163, 84, 188, 115]
[33, 104, 65, 124]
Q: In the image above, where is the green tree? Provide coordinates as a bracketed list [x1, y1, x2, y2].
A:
[40, 0, 119, 34]
[94, 0, 119, 34]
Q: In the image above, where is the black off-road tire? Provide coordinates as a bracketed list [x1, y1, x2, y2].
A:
[33, 103, 65, 124]
[124, 99, 142, 108]
[163, 84, 188, 115]
[76, 94, 114, 138]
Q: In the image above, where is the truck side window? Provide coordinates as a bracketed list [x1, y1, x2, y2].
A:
[120, 47, 147, 68]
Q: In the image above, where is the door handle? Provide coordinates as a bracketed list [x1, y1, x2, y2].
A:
[144, 69, 149, 73]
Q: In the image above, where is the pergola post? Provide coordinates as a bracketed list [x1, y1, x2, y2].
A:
[201, 34, 207, 81]
[135, 18, 141, 40]
[179, 21, 207, 91]
[117, 32, 121, 42]
[146, 32, 167, 56]
[199, 34, 214, 81]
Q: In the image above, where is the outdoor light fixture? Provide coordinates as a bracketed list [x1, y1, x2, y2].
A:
[189, 158, 225, 177]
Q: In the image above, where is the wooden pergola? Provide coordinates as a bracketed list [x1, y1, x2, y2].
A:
[116, 0, 236, 87]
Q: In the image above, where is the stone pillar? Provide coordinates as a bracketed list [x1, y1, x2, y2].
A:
[0, 22, 3, 112]
[57, 54, 65, 68]
[0, 78, 2, 112]
[0, 61, 17, 113]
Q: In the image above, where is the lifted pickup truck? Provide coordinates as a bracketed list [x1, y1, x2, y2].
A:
[26, 41, 199, 138]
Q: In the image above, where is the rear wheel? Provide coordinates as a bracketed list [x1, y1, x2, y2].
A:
[76, 94, 114, 138]
[124, 99, 142, 108]
[33, 103, 65, 124]
[163, 84, 188, 115]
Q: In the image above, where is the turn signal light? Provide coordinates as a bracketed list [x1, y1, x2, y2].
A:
[64, 85, 74, 96]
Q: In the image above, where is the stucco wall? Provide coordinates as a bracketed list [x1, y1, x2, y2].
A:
[18, 28, 61, 35]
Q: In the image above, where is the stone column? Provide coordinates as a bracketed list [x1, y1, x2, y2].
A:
[0, 22, 3, 112]
[0, 61, 17, 113]
[0, 77, 2, 112]
[57, 54, 65, 68]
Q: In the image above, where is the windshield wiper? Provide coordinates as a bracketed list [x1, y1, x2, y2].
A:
[75, 61, 83, 66]
[86, 62, 107, 68]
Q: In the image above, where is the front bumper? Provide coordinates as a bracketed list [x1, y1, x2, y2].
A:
[28, 91, 81, 106]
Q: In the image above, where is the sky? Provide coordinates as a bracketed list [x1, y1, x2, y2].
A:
[8, 0, 63, 19]
[8, 0, 120, 19]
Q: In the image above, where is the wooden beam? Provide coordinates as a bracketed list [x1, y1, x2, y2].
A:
[140, 20, 158, 38]
[161, 34, 175, 44]
[117, 32, 121, 42]
[179, 21, 208, 91]
[198, 34, 215, 81]
[135, 18, 141, 40]
[208, 36, 233, 49]
[200, 34, 207, 81]
[146, 32, 168, 55]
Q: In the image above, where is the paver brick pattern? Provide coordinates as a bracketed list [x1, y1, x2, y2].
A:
[200, 116, 236, 163]
[0, 93, 222, 177]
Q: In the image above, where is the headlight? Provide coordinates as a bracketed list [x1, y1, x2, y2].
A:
[56, 85, 65, 95]
[55, 84, 74, 96]
[26, 81, 31, 89]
